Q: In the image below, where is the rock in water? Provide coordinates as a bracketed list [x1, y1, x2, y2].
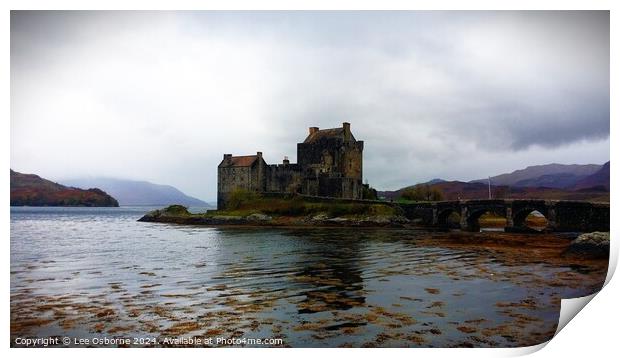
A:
[246, 213, 272, 221]
[565, 232, 610, 259]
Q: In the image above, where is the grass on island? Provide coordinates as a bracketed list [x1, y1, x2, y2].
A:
[159, 191, 399, 219]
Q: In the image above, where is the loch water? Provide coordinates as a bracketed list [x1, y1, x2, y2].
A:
[10, 206, 606, 347]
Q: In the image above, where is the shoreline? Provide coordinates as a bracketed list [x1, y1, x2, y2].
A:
[137, 204, 414, 229]
[137, 208, 548, 232]
[138, 213, 413, 229]
[137, 207, 610, 260]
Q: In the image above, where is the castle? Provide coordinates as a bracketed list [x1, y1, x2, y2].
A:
[217, 122, 366, 209]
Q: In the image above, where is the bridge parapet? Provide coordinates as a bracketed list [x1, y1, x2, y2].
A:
[262, 194, 609, 232]
[392, 199, 609, 233]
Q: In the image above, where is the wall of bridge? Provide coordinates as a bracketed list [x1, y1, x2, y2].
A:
[397, 199, 609, 232]
[255, 193, 609, 232]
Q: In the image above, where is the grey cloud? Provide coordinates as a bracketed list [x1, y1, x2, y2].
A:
[10, 11, 610, 199]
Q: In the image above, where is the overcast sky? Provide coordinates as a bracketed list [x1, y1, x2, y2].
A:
[11, 11, 610, 201]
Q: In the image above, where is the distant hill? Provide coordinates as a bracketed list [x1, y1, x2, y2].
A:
[378, 162, 609, 203]
[60, 178, 209, 207]
[425, 178, 446, 185]
[512, 172, 584, 189]
[378, 180, 609, 203]
[573, 161, 610, 190]
[471, 163, 602, 189]
[11, 170, 119, 207]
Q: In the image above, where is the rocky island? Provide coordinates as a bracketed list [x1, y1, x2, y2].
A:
[138, 195, 409, 228]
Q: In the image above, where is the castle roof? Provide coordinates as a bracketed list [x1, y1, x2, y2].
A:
[220, 155, 259, 167]
[303, 127, 355, 143]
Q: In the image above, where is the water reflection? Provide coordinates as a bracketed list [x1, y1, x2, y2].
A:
[291, 232, 366, 314]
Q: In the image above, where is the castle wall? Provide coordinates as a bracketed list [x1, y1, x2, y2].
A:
[254, 159, 267, 192]
[297, 137, 364, 199]
[218, 123, 366, 207]
[318, 176, 342, 197]
[297, 138, 344, 176]
[265, 164, 302, 193]
[303, 178, 319, 196]
[217, 166, 251, 209]
[342, 141, 364, 181]
[342, 177, 361, 199]
[217, 158, 267, 210]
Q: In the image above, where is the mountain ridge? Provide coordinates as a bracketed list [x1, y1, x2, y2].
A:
[471, 163, 602, 188]
[60, 177, 209, 207]
[573, 161, 610, 190]
[378, 162, 609, 202]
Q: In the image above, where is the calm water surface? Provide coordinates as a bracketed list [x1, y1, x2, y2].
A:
[10, 207, 605, 347]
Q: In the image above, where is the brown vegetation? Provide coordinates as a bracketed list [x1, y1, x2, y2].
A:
[222, 190, 397, 218]
[10, 169, 118, 207]
[381, 180, 609, 202]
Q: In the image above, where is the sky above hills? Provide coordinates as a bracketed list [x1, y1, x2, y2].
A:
[11, 11, 610, 201]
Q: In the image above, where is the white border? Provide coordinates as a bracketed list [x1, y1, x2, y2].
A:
[4, 1, 616, 357]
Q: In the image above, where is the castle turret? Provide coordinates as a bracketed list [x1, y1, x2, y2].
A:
[343, 122, 351, 141]
[223, 154, 232, 165]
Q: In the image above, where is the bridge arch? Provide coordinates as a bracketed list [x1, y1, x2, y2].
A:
[512, 206, 549, 231]
[437, 208, 462, 229]
[465, 208, 507, 232]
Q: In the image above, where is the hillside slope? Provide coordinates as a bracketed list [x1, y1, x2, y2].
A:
[572, 161, 610, 190]
[11, 170, 119, 207]
[471, 163, 602, 188]
[379, 162, 610, 203]
[378, 180, 609, 202]
[61, 178, 209, 207]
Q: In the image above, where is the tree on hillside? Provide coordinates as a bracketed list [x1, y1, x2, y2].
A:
[361, 185, 378, 200]
[493, 186, 509, 199]
[401, 185, 444, 201]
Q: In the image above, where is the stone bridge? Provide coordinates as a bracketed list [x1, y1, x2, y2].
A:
[263, 193, 609, 232]
[395, 199, 610, 232]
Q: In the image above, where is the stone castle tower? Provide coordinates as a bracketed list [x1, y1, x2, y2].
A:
[217, 122, 365, 209]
